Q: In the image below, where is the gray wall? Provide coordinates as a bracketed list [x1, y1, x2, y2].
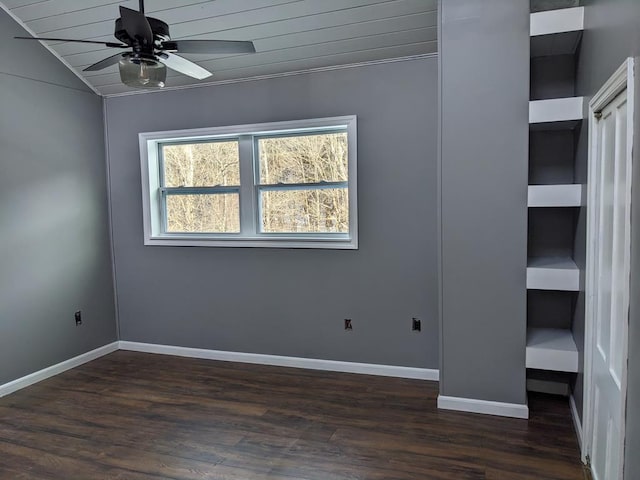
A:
[530, 0, 581, 12]
[438, 0, 529, 405]
[104, 57, 439, 368]
[575, 1, 640, 478]
[0, 10, 117, 385]
[530, 54, 576, 100]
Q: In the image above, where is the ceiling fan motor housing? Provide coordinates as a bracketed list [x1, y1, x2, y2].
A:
[114, 16, 170, 51]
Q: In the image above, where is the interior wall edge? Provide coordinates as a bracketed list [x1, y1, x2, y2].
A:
[102, 98, 121, 341]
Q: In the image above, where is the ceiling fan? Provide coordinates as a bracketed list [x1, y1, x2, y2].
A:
[14, 0, 256, 88]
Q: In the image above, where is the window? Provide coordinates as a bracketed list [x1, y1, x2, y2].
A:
[140, 116, 357, 248]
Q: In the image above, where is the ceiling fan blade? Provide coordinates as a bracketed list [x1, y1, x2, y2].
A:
[84, 53, 125, 72]
[158, 52, 212, 80]
[119, 6, 153, 48]
[161, 40, 256, 55]
[14, 36, 127, 48]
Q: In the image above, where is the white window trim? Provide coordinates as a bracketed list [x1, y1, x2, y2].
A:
[139, 116, 358, 249]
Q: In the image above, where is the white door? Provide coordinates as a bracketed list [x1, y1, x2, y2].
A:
[588, 83, 632, 480]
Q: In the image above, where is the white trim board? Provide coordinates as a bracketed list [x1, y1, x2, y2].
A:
[570, 394, 584, 453]
[0, 342, 119, 398]
[437, 395, 529, 419]
[118, 341, 439, 381]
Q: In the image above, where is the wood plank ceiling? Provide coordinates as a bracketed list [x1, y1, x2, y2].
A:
[1, 0, 437, 96]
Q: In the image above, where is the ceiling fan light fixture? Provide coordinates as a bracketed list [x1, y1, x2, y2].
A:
[15, 0, 256, 90]
[118, 55, 166, 88]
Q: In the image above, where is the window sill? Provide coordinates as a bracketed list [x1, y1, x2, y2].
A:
[144, 235, 358, 250]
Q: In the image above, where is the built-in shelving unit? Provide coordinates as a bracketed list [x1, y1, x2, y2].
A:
[526, 5, 584, 379]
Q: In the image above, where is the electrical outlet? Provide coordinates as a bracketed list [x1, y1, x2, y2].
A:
[412, 317, 421, 332]
[75, 311, 82, 326]
[344, 318, 353, 330]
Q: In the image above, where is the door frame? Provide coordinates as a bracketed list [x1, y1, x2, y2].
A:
[583, 57, 636, 472]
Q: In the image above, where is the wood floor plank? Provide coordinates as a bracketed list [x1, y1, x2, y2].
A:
[0, 351, 586, 479]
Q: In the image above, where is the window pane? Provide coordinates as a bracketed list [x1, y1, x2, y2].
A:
[162, 141, 239, 187]
[258, 132, 348, 184]
[166, 194, 239, 233]
[261, 188, 348, 233]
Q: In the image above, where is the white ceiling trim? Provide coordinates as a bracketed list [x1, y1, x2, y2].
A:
[102, 52, 437, 98]
[0, 1, 101, 95]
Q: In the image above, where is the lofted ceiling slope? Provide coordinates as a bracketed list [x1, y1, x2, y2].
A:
[1, 0, 437, 96]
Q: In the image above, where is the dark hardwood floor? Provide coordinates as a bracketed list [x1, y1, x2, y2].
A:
[0, 351, 589, 479]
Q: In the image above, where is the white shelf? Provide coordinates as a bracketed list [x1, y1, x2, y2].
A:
[528, 184, 584, 207]
[527, 257, 580, 291]
[526, 328, 579, 373]
[530, 7, 584, 37]
[529, 97, 585, 126]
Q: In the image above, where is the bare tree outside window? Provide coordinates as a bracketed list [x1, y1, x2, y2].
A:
[258, 132, 349, 233]
[159, 132, 349, 235]
[162, 141, 240, 233]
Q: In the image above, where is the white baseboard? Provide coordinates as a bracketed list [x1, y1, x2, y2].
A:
[438, 395, 529, 419]
[118, 341, 439, 381]
[0, 342, 119, 398]
[0, 340, 437, 399]
[570, 394, 583, 451]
